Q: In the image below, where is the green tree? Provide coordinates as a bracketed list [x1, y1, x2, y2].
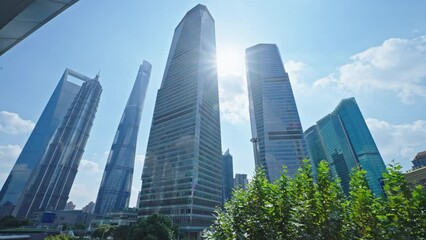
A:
[410, 185, 426, 238]
[204, 160, 426, 239]
[380, 163, 414, 239]
[94, 214, 177, 240]
[44, 234, 72, 240]
[0, 215, 29, 229]
[92, 224, 116, 239]
[314, 161, 345, 240]
[241, 168, 277, 239]
[344, 167, 381, 239]
[271, 167, 293, 239]
[289, 160, 318, 239]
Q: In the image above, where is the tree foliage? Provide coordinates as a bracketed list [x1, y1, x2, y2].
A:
[204, 160, 426, 240]
[0, 215, 29, 229]
[94, 214, 178, 240]
[44, 235, 72, 240]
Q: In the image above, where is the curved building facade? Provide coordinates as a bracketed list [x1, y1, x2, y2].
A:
[95, 61, 151, 216]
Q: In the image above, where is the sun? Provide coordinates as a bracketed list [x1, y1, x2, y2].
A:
[216, 48, 245, 76]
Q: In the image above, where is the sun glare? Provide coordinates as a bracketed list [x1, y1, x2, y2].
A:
[216, 48, 245, 76]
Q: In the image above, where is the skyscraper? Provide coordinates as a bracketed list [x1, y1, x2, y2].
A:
[234, 173, 248, 189]
[305, 97, 386, 196]
[0, 69, 90, 217]
[304, 125, 327, 178]
[95, 62, 151, 216]
[14, 74, 102, 219]
[234, 174, 248, 190]
[246, 44, 307, 181]
[139, 5, 222, 238]
[222, 149, 233, 205]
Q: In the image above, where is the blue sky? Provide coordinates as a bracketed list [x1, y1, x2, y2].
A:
[1, 0, 425, 209]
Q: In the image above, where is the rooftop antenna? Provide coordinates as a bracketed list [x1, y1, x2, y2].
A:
[95, 70, 101, 80]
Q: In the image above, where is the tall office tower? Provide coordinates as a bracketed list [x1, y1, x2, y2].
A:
[246, 44, 307, 181]
[139, 5, 222, 237]
[304, 125, 327, 178]
[234, 174, 248, 190]
[0, 69, 90, 217]
[95, 62, 151, 216]
[305, 97, 386, 196]
[412, 151, 426, 170]
[14, 75, 102, 219]
[222, 149, 233, 205]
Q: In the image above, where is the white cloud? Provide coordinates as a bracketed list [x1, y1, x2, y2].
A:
[0, 111, 35, 134]
[314, 36, 426, 103]
[0, 144, 21, 165]
[285, 60, 311, 95]
[366, 118, 426, 170]
[0, 144, 21, 186]
[218, 74, 250, 124]
[79, 159, 102, 173]
[68, 183, 99, 209]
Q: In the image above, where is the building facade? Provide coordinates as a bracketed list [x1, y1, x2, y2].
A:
[95, 62, 151, 216]
[305, 97, 386, 196]
[304, 125, 327, 178]
[412, 151, 426, 170]
[14, 74, 102, 219]
[222, 149, 233, 204]
[0, 69, 91, 217]
[138, 5, 222, 238]
[82, 202, 95, 214]
[405, 167, 426, 188]
[246, 44, 307, 181]
[234, 174, 248, 190]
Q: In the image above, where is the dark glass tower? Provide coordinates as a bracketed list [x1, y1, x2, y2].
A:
[304, 125, 327, 178]
[0, 69, 89, 217]
[305, 97, 386, 196]
[14, 74, 102, 219]
[95, 62, 151, 216]
[139, 5, 222, 237]
[222, 149, 233, 205]
[246, 44, 307, 181]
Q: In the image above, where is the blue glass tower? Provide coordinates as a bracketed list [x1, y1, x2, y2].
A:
[14, 73, 102, 219]
[304, 125, 327, 178]
[246, 44, 307, 181]
[94, 62, 151, 216]
[305, 97, 386, 195]
[0, 69, 90, 217]
[139, 5, 222, 237]
[222, 149, 233, 205]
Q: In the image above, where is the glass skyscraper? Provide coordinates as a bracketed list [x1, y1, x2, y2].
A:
[246, 44, 307, 181]
[139, 5, 222, 238]
[13, 73, 102, 219]
[305, 97, 386, 196]
[0, 69, 91, 217]
[304, 125, 327, 178]
[222, 149, 233, 205]
[95, 61, 151, 216]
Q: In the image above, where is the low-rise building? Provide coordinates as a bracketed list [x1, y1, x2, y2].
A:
[89, 208, 138, 229]
[405, 167, 426, 188]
